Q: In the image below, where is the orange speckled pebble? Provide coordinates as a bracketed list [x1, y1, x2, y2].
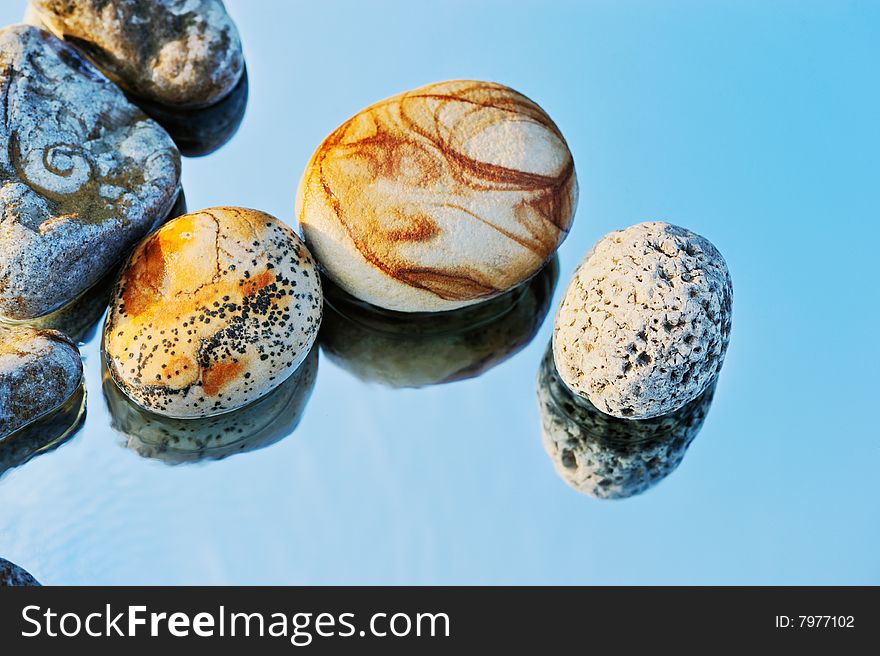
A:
[102, 207, 322, 418]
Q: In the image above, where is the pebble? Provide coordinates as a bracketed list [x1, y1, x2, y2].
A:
[103, 207, 322, 418]
[0, 325, 83, 441]
[553, 222, 732, 419]
[537, 343, 716, 499]
[320, 258, 558, 387]
[28, 0, 245, 108]
[298, 79, 577, 312]
[0, 557, 40, 586]
[104, 345, 318, 464]
[0, 381, 85, 479]
[0, 25, 180, 320]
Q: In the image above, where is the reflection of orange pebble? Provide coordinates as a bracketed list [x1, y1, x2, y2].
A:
[298, 80, 578, 313]
[103, 207, 322, 418]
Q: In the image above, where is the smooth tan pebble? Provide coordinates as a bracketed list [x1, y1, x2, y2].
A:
[297, 79, 577, 312]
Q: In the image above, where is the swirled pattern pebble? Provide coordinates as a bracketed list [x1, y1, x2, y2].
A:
[537, 344, 715, 499]
[0, 325, 82, 440]
[553, 222, 732, 419]
[29, 0, 244, 108]
[103, 207, 322, 418]
[298, 79, 577, 312]
[0, 25, 180, 320]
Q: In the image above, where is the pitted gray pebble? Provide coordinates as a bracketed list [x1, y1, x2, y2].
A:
[0, 325, 83, 440]
[553, 222, 732, 419]
[537, 343, 715, 499]
[0, 25, 180, 320]
[30, 0, 245, 108]
[0, 557, 40, 586]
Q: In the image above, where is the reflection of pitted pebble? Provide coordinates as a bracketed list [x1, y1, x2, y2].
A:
[537, 343, 715, 499]
[103, 207, 322, 418]
[103, 346, 318, 464]
[298, 80, 577, 313]
[553, 222, 732, 419]
[0, 557, 40, 586]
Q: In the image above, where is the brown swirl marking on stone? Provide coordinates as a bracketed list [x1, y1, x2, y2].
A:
[302, 80, 576, 302]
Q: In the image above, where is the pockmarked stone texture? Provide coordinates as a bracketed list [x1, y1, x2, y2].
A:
[29, 0, 245, 108]
[320, 257, 558, 387]
[0, 382, 85, 479]
[537, 343, 715, 499]
[553, 222, 732, 419]
[103, 207, 323, 418]
[0, 325, 83, 440]
[297, 79, 577, 313]
[0, 25, 180, 321]
[104, 345, 318, 464]
[0, 557, 40, 586]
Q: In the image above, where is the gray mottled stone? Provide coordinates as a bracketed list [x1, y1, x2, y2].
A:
[0, 381, 85, 479]
[30, 0, 245, 108]
[537, 343, 715, 499]
[320, 258, 558, 388]
[0, 325, 83, 440]
[553, 222, 732, 419]
[0, 557, 40, 586]
[0, 25, 180, 321]
[104, 345, 318, 464]
[2, 187, 186, 342]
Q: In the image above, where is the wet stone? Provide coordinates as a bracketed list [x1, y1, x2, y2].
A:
[103, 207, 323, 418]
[297, 79, 578, 312]
[0, 325, 83, 441]
[0, 25, 180, 321]
[0, 557, 40, 586]
[553, 222, 732, 419]
[29, 0, 245, 108]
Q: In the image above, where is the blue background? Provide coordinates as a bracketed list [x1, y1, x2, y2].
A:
[0, 0, 877, 584]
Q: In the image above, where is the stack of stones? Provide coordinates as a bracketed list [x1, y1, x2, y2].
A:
[541, 221, 733, 498]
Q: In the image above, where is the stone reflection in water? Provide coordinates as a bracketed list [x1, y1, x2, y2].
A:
[136, 69, 248, 157]
[536, 343, 716, 499]
[0, 381, 86, 479]
[320, 258, 559, 388]
[102, 346, 318, 464]
[0, 557, 40, 586]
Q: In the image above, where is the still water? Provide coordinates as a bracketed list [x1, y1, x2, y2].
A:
[0, 0, 877, 584]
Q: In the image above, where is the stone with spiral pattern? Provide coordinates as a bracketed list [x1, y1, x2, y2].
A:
[297, 79, 577, 312]
[0, 25, 180, 321]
